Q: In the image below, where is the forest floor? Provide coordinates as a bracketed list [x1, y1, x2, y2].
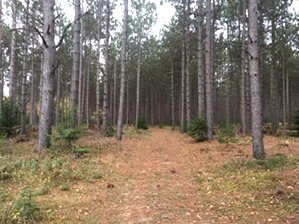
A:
[1, 126, 299, 223]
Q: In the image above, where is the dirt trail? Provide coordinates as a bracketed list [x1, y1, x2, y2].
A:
[104, 128, 205, 223]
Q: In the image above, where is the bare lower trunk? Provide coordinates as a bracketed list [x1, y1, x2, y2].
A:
[185, 0, 191, 127]
[102, 0, 110, 133]
[171, 60, 175, 130]
[85, 60, 90, 127]
[9, 0, 17, 106]
[21, 0, 30, 134]
[55, 67, 61, 126]
[240, 0, 246, 135]
[197, 0, 204, 117]
[205, 0, 213, 140]
[116, 0, 128, 140]
[135, 33, 141, 129]
[70, 0, 81, 126]
[248, 0, 265, 159]
[270, 18, 278, 134]
[37, 0, 56, 151]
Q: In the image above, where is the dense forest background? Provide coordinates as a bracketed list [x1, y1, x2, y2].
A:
[0, 0, 299, 152]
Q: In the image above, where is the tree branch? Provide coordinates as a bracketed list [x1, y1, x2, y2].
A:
[55, 11, 89, 49]
[34, 27, 48, 48]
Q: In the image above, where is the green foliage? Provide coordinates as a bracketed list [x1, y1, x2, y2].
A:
[52, 124, 86, 149]
[0, 189, 41, 223]
[0, 99, 20, 137]
[292, 109, 299, 136]
[223, 155, 298, 172]
[105, 126, 116, 137]
[216, 122, 238, 147]
[187, 116, 207, 142]
[137, 115, 148, 130]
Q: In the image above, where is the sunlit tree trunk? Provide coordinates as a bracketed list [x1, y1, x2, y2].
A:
[248, 0, 265, 159]
[70, 0, 81, 126]
[37, 0, 56, 151]
[116, 0, 128, 140]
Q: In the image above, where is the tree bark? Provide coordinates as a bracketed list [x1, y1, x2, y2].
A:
[96, 0, 103, 129]
[30, 54, 37, 126]
[55, 67, 61, 126]
[0, 0, 3, 114]
[102, 0, 110, 133]
[78, 0, 84, 126]
[240, 0, 246, 135]
[185, 0, 191, 127]
[197, 0, 204, 118]
[70, 0, 81, 126]
[9, 0, 17, 106]
[270, 17, 278, 134]
[248, 0, 265, 159]
[37, 0, 56, 151]
[21, 0, 30, 134]
[135, 33, 142, 129]
[116, 0, 128, 140]
[171, 59, 175, 130]
[205, 0, 213, 140]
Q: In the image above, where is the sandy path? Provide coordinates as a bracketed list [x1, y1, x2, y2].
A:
[106, 128, 204, 224]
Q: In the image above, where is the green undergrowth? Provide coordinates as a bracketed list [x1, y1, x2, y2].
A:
[0, 140, 122, 223]
[194, 155, 299, 222]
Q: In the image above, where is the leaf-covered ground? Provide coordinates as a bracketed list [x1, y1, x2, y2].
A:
[1, 126, 299, 223]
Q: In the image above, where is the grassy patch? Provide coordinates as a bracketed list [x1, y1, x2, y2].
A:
[194, 155, 299, 222]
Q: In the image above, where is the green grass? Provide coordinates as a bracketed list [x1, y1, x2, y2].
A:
[194, 155, 299, 222]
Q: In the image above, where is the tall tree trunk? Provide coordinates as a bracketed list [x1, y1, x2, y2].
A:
[205, 0, 213, 140]
[70, 0, 81, 126]
[270, 18, 278, 134]
[240, 0, 246, 135]
[85, 57, 90, 127]
[78, 0, 84, 126]
[126, 73, 129, 127]
[30, 54, 37, 126]
[185, 0, 191, 127]
[226, 21, 232, 124]
[55, 67, 61, 126]
[116, 0, 128, 140]
[171, 59, 175, 130]
[113, 59, 117, 126]
[0, 0, 3, 114]
[102, 0, 110, 133]
[135, 33, 142, 129]
[37, 0, 56, 151]
[20, 0, 29, 134]
[197, 0, 204, 117]
[96, 1, 103, 129]
[248, 0, 265, 159]
[180, 30, 186, 132]
[9, 0, 17, 106]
